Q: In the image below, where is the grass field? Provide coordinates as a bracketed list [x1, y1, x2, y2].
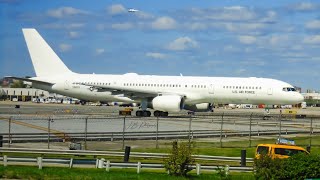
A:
[0, 166, 254, 180]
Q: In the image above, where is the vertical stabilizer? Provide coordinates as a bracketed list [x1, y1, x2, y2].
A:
[22, 28, 73, 77]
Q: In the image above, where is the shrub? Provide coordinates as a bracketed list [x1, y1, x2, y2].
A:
[164, 141, 195, 177]
[254, 153, 320, 180]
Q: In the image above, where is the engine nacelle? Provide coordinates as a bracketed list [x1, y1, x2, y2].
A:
[184, 103, 213, 112]
[151, 95, 184, 112]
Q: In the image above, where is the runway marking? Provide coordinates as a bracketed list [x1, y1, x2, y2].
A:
[0, 117, 70, 141]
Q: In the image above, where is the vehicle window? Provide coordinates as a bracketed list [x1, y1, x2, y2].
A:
[257, 146, 269, 155]
[274, 148, 306, 156]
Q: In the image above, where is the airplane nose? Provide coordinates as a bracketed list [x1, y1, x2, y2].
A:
[296, 93, 304, 103]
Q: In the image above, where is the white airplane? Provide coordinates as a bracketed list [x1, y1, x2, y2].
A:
[128, 8, 139, 12]
[7, 28, 304, 117]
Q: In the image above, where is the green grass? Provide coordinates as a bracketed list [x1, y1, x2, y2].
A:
[0, 165, 254, 180]
[133, 136, 320, 158]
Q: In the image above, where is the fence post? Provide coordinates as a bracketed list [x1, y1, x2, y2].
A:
[122, 117, 126, 150]
[84, 116, 88, 150]
[241, 150, 246, 167]
[156, 117, 159, 149]
[220, 113, 224, 148]
[3, 155, 7, 167]
[0, 135, 3, 147]
[8, 116, 12, 147]
[69, 158, 73, 168]
[124, 146, 131, 162]
[188, 114, 192, 149]
[37, 157, 42, 169]
[196, 163, 201, 175]
[98, 158, 105, 168]
[309, 117, 313, 148]
[48, 117, 51, 149]
[95, 159, 99, 168]
[278, 111, 282, 139]
[137, 161, 141, 174]
[106, 160, 110, 172]
[249, 113, 253, 147]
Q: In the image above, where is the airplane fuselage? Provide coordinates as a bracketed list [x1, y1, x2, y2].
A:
[31, 73, 303, 106]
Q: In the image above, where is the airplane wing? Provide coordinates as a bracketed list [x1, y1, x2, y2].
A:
[82, 83, 186, 100]
[5, 76, 54, 85]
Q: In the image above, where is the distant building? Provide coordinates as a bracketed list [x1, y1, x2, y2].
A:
[301, 92, 320, 107]
[0, 88, 50, 101]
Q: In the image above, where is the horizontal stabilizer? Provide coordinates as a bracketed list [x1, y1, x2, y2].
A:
[5, 76, 54, 85]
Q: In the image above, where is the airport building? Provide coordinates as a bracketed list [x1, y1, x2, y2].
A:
[302, 92, 320, 106]
[0, 88, 50, 101]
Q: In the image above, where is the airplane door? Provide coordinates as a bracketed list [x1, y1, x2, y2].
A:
[64, 80, 70, 90]
[267, 88, 273, 95]
[208, 84, 214, 94]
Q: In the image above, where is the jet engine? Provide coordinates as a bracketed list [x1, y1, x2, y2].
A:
[151, 95, 184, 112]
[184, 103, 213, 112]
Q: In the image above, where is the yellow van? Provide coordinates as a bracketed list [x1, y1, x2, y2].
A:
[255, 143, 309, 159]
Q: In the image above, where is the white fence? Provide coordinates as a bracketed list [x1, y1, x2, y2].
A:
[0, 147, 253, 163]
[0, 148, 254, 174]
[0, 155, 253, 175]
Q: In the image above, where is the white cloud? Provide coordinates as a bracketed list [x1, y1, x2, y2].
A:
[190, 6, 256, 21]
[224, 23, 265, 33]
[219, 6, 256, 21]
[47, 7, 88, 18]
[134, 11, 154, 19]
[95, 48, 105, 55]
[303, 35, 320, 44]
[223, 45, 241, 52]
[59, 44, 72, 52]
[167, 37, 198, 51]
[269, 35, 289, 46]
[69, 31, 80, 38]
[306, 20, 320, 30]
[238, 35, 257, 44]
[145, 52, 166, 59]
[66, 23, 85, 29]
[290, 2, 318, 11]
[107, 4, 126, 15]
[187, 22, 208, 30]
[111, 23, 133, 30]
[151, 16, 176, 30]
[42, 23, 85, 30]
[261, 10, 277, 23]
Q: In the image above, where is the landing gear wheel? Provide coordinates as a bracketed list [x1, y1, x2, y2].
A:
[136, 110, 143, 117]
[136, 110, 151, 117]
[154, 111, 161, 117]
[143, 111, 151, 117]
[162, 112, 168, 117]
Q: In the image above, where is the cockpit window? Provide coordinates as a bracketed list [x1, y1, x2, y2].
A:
[283, 87, 296, 92]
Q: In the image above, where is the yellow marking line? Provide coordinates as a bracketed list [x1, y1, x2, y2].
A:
[0, 117, 70, 141]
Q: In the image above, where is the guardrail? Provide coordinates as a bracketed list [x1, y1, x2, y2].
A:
[0, 147, 253, 163]
[0, 155, 253, 174]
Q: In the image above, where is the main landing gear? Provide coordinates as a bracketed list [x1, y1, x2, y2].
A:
[136, 110, 151, 117]
[153, 111, 168, 117]
[135, 110, 169, 117]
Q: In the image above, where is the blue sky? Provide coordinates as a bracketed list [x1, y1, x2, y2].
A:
[1, 0, 320, 91]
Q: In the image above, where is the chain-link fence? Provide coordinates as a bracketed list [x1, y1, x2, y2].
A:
[0, 112, 319, 150]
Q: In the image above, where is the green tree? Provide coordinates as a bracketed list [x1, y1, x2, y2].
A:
[10, 80, 26, 88]
[164, 141, 195, 177]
